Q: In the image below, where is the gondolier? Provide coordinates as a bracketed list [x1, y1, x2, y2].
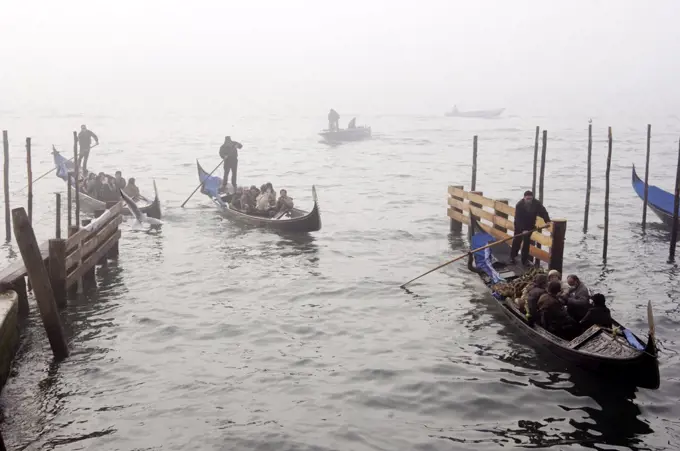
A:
[511, 190, 551, 265]
[328, 109, 340, 132]
[219, 136, 243, 191]
[77, 124, 99, 172]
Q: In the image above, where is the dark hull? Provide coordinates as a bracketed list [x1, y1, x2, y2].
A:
[319, 127, 371, 142]
[468, 219, 660, 389]
[631, 165, 677, 229]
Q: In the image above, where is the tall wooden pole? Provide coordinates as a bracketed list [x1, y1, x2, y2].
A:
[603, 127, 613, 263]
[3, 131, 10, 242]
[67, 175, 72, 231]
[471, 135, 478, 191]
[26, 137, 33, 224]
[55, 193, 61, 239]
[532, 126, 539, 194]
[642, 124, 652, 231]
[669, 139, 680, 263]
[73, 131, 80, 228]
[583, 122, 592, 233]
[539, 130, 547, 202]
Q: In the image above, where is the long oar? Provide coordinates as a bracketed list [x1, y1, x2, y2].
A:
[180, 159, 224, 208]
[400, 222, 551, 289]
[19, 143, 99, 191]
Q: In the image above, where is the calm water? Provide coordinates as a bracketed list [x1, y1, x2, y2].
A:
[0, 111, 679, 450]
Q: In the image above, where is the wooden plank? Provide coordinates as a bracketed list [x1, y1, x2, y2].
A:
[65, 203, 123, 251]
[65, 215, 122, 269]
[0, 241, 49, 284]
[468, 204, 495, 223]
[494, 200, 516, 218]
[447, 197, 465, 211]
[66, 229, 121, 288]
[477, 221, 551, 263]
[467, 191, 496, 209]
[530, 230, 553, 247]
[448, 186, 468, 199]
[447, 208, 470, 225]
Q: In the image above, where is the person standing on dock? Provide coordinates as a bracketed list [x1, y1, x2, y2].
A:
[510, 190, 551, 265]
[77, 125, 99, 172]
[328, 109, 340, 131]
[219, 136, 243, 191]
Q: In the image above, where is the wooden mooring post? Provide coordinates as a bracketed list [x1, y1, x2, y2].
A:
[3, 131, 9, 242]
[668, 139, 680, 263]
[471, 135, 478, 191]
[27, 137, 33, 224]
[449, 186, 464, 234]
[642, 124, 652, 231]
[55, 193, 61, 239]
[583, 122, 592, 233]
[67, 175, 72, 232]
[11, 208, 69, 359]
[603, 127, 613, 263]
[539, 130, 547, 203]
[532, 126, 539, 194]
[73, 131, 80, 228]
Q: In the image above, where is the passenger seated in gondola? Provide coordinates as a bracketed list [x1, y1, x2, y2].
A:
[580, 294, 613, 329]
[115, 171, 126, 190]
[563, 274, 590, 322]
[537, 281, 579, 340]
[276, 189, 294, 214]
[548, 269, 570, 298]
[240, 186, 259, 213]
[348, 117, 356, 129]
[84, 173, 97, 196]
[99, 177, 118, 202]
[519, 274, 548, 321]
[230, 187, 244, 209]
[123, 178, 140, 199]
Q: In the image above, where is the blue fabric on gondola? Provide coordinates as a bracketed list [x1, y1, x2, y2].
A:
[633, 169, 676, 215]
[198, 165, 226, 207]
[53, 152, 72, 181]
[623, 329, 645, 351]
[471, 232, 505, 284]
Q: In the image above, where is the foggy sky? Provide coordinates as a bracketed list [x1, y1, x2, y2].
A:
[1, 0, 679, 116]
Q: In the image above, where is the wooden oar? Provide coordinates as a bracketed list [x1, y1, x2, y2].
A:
[18, 143, 99, 191]
[180, 159, 224, 208]
[400, 222, 551, 289]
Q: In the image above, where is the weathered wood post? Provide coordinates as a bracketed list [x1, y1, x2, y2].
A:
[55, 193, 61, 239]
[105, 202, 120, 259]
[539, 130, 547, 203]
[583, 122, 592, 233]
[468, 191, 483, 239]
[642, 124, 652, 231]
[67, 175, 72, 231]
[532, 126, 539, 194]
[94, 209, 108, 265]
[549, 220, 567, 273]
[603, 127, 613, 263]
[3, 131, 10, 242]
[668, 139, 680, 263]
[81, 219, 96, 282]
[494, 199, 509, 233]
[67, 225, 79, 296]
[471, 135, 478, 192]
[26, 137, 33, 224]
[48, 239, 67, 308]
[11, 208, 69, 359]
[449, 186, 464, 234]
[73, 131, 80, 228]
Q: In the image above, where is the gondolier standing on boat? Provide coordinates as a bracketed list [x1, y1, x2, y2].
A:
[77, 124, 99, 172]
[511, 190, 551, 266]
[219, 136, 243, 191]
[328, 109, 340, 132]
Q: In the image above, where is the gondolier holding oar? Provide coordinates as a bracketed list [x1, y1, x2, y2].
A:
[511, 190, 551, 266]
[77, 124, 99, 172]
[219, 136, 243, 191]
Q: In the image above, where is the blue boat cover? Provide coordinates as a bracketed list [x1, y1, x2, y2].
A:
[197, 162, 226, 206]
[632, 167, 676, 215]
[623, 329, 645, 351]
[471, 231, 505, 284]
[53, 151, 73, 181]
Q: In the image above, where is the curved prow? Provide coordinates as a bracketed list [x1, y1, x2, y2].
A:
[646, 300, 657, 357]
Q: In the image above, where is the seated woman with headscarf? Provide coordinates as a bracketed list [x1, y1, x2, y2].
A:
[123, 178, 140, 199]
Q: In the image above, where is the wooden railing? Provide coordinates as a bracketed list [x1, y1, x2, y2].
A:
[447, 185, 567, 271]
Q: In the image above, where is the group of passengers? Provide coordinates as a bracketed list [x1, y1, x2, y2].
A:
[229, 182, 295, 217]
[78, 169, 141, 202]
[517, 270, 613, 340]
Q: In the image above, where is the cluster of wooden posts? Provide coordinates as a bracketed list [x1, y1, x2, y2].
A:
[451, 124, 680, 265]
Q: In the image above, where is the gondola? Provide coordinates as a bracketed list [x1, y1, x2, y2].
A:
[467, 217, 660, 389]
[52, 148, 161, 219]
[196, 161, 321, 233]
[445, 107, 505, 118]
[631, 165, 677, 229]
[319, 126, 372, 142]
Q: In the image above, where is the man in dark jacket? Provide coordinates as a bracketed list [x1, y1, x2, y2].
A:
[511, 190, 551, 265]
[328, 109, 340, 131]
[537, 281, 579, 339]
[77, 124, 99, 172]
[580, 293, 613, 329]
[219, 136, 243, 191]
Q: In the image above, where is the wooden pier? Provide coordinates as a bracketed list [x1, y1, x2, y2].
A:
[447, 185, 567, 272]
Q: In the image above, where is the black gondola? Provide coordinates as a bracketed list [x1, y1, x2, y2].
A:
[196, 161, 321, 233]
[53, 148, 161, 219]
[467, 217, 660, 390]
[631, 165, 677, 229]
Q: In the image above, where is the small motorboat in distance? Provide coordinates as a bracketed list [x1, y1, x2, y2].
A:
[631, 165, 678, 229]
[52, 148, 161, 219]
[319, 116, 371, 142]
[196, 161, 321, 233]
[445, 106, 505, 118]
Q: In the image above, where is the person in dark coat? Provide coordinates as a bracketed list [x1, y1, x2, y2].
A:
[219, 136, 243, 191]
[537, 281, 579, 340]
[328, 109, 340, 131]
[563, 274, 590, 322]
[524, 274, 549, 322]
[580, 293, 613, 329]
[77, 124, 99, 172]
[511, 190, 551, 265]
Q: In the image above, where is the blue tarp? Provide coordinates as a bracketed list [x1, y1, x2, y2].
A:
[197, 161, 225, 206]
[471, 231, 505, 284]
[632, 166, 676, 215]
[53, 151, 73, 181]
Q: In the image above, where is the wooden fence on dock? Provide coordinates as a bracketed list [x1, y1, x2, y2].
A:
[447, 185, 567, 272]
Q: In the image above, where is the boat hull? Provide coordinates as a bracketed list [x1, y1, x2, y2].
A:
[631, 165, 678, 229]
[319, 127, 371, 142]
